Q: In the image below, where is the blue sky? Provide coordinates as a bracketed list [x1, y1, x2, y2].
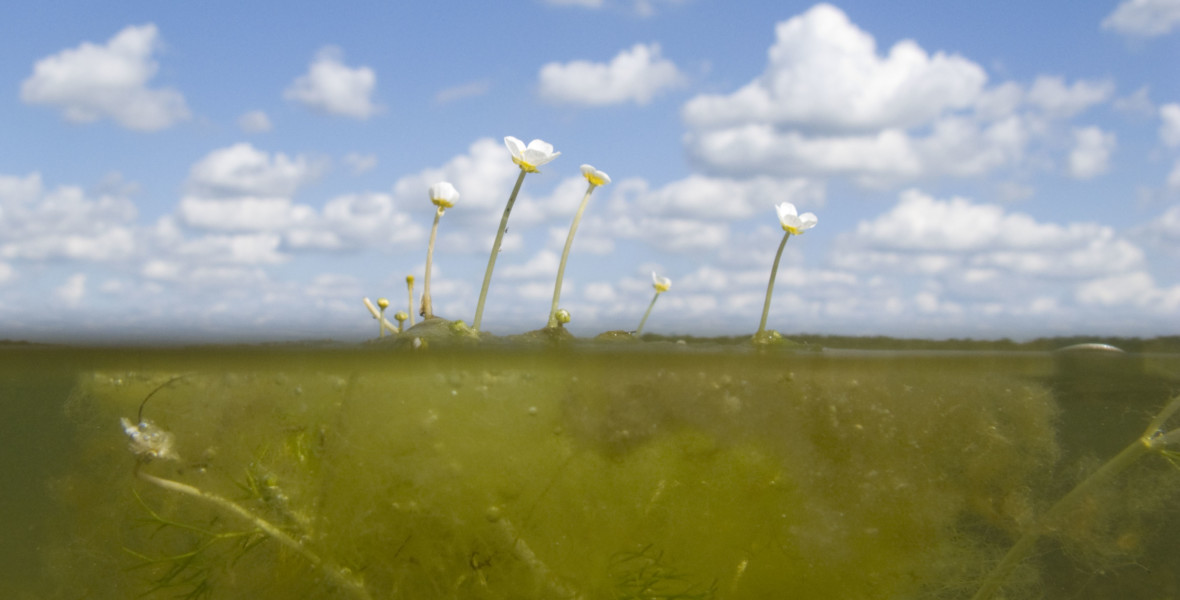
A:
[1, 0, 1179, 343]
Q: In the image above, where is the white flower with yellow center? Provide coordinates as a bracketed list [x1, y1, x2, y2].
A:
[775, 202, 818, 235]
[429, 181, 460, 209]
[580, 164, 611, 188]
[504, 136, 561, 173]
[652, 272, 671, 293]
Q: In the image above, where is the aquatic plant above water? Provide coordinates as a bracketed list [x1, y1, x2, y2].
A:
[362, 135, 818, 346]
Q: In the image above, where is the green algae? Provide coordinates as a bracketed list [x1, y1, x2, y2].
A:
[7, 346, 1180, 598]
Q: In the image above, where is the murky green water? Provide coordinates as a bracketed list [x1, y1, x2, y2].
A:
[3, 344, 1179, 599]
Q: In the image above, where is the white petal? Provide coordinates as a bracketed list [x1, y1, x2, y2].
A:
[504, 136, 525, 159]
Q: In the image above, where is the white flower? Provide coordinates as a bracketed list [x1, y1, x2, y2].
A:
[429, 181, 460, 208]
[120, 417, 179, 462]
[580, 164, 611, 187]
[775, 202, 818, 235]
[504, 136, 560, 173]
[652, 272, 671, 293]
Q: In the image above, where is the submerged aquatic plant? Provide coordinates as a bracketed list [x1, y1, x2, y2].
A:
[120, 417, 373, 599]
[971, 393, 1180, 600]
[472, 136, 560, 332]
[421, 182, 460, 320]
[547, 164, 610, 328]
[635, 272, 671, 336]
[754, 202, 817, 344]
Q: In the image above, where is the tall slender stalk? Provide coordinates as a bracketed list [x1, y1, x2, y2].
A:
[405, 276, 415, 327]
[635, 291, 662, 336]
[548, 182, 595, 328]
[420, 207, 444, 319]
[473, 169, 527, 332]
[756, 231, 792, 335]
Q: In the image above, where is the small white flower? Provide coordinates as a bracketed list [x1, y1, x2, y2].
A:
[775, 202, 818, 235]
[120, 417, 179, 462]
[652, 272, 671, 293]
[504, 136, 560, 173]
[429, 181, 460, 209]
[580, 164, 611, 187]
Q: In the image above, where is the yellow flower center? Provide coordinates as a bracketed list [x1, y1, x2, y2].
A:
[512, 156, 540, 173]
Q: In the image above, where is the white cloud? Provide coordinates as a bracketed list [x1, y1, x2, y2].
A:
[284, 46, 380, 119]
[1161, 103, 1180, 147]
[1102, 0, 1180, 38]
[538, 43, 685, 106]
[343, 152, 378, 174]
[0, 172, 139, 261]
[238, 110, 273, 133]
[680, 5, 1124, 189]
[434, 80, 490, 104]
[682, 4, 986, 132]
[178, 196, 313, 231]
[1067, 126, 1116, 179]
[1025, 76, 1113, 118]
[186, 143, 324, 198]
[1077, 272, 1180, 312]
[1113, 86, 1155, 116]
[835, 189, 1145, 281]
[19, 24, 190, 131]
[55, 273, 87, 306]
[1169, 158, 1180, 189]
[614, 174, 825, 220]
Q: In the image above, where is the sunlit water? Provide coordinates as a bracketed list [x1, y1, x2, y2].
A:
[2, 343, 1178, 599]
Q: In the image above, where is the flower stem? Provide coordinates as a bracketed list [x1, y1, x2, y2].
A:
[421, 206, 444, 320]
[635, 291, 661, 336]
[756, 231, 792, 335]
[473, 168, 527, 332]
[548, 183, 595, 328]
[406, 278, 415, 327]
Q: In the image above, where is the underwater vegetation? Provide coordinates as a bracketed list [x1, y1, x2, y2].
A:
[19, 346, 1180, 599]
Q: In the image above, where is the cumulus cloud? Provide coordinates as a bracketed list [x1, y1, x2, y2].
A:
[434, 80, 490, 104]
[682, 4, 986, 132]
[237, 110, 273, 133]
[186, 143, 324, 199]
[1102, 0, 1180, 38]
[1025, 76, 1113, 118]
[0, 172, 139, 262]
[1161, 103, 1180, 147]
[284, 47, 380, 119]
[1067, 126, 1116, 179]
[19, 24, 190, 131]
[342, 152, 378, 174]
[680, 5, 1118, 188]
[538, 43, 685, 106]
[835, 189, 1144, 280]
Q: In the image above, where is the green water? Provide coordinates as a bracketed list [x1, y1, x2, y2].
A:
[2, 344, 1179, 599]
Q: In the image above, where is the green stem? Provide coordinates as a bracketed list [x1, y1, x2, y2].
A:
[971, 394, 1180, 600]
[474, 168, 528, 332]
[135, 467, 372, 600]
[756, 231, 791, 335]
[635, 291, 661, 336]
[406, 279, 415, 327]
[548, 183, 596, 328]
[421, 206, 444, 320]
